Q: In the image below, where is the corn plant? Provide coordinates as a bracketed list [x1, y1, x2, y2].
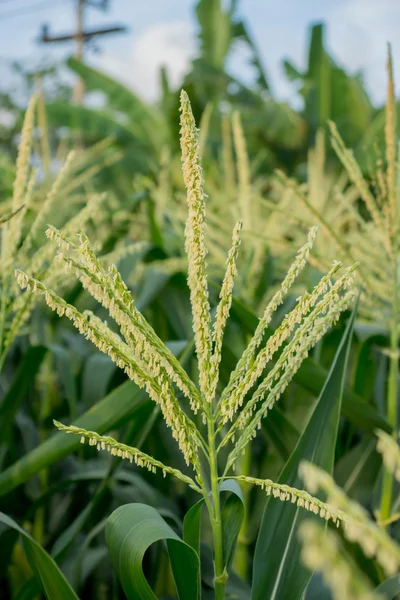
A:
[0, 94, 146, 373]
[299, 429, 400, 600]
[0, 97, 157, 599]
[132, 107, 309, 313]
[267, 47, 400, 527]
[15, 90, 357, 599]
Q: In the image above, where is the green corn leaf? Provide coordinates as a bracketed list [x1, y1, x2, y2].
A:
[70, 517, 108, 589]
[81, 352, 116, 410]
[220, 479, 245, 575]
[51, 344, 78, 419]
[356, 101, 400, 172]
[25, 465, 166, 522]
[182, 479, 244, 588]
[66, 57, 167, 144]
[51, 502, 94, 563]
[334, 438, 380, 504]
[182, 499, 203, 594]
[283, 59, 303, 82]
[303, 572, 331, 600]
[46, 102, 139, 143]
[45, 102, 153, 176]
[135, 268, 171, 313]
[145, 194, 165, 249]
[374, 573, 400, 599]
[229, 293, 389, 435]
[353, 333, 387, 398]
[261, 407, 300, 462]
[251, 299, 358, 600]
[12, 579, 38, 600]
[0, 512, 78, 600]
[0, 345, 47, 451]
[295, 358, 391, 434]
[105, 503, 200, 600]
[183, 498, 204, 558]
[0, 380, 149, 496]
[51, 401, 156, 563]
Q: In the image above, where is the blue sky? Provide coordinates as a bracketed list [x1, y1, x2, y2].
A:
[1, 0, 399, 106]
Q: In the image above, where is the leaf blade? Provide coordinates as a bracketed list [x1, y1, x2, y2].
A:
[0, 512, 78, 600]
[251, 301, 358, 600]
[106, 503, 200, 600]
[220, 479, 245, 575]
[0, 380, 149, 496]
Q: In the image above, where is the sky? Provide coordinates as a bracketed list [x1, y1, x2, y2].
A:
[0, 0, 400, 107]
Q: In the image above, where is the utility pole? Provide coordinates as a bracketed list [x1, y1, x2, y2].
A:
[39, 0, 127, 106]
[74, 0, 85, 105]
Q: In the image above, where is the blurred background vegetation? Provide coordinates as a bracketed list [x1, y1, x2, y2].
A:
[0, 1, 399, 599]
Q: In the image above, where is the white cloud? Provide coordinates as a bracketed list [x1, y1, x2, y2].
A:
[327, 0, 400, 104]
[0, 108, 16, 128]
[91, 21, 196, 102]
[238, 0, 400, 107]
[73, 1, 400, 109]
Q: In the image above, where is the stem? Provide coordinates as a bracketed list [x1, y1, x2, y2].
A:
[381, 280, 399, 523]
[234, 442, 251, 579]
[0, 349, 8, 375]
[207, 409, 226, 600]
[0, 281, 9, 366]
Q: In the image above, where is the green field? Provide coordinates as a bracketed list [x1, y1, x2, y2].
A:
[1, 2, 400, 599]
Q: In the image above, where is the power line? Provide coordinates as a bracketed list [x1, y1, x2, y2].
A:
[0, 0, 45, 5]
[0, 0, 68, 20]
